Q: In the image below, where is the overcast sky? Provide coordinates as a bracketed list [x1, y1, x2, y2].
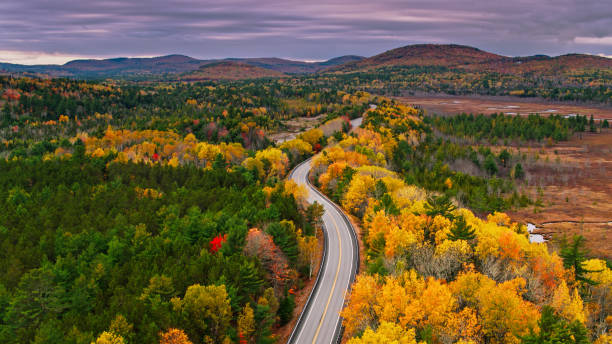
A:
[1, 0, 612, 64]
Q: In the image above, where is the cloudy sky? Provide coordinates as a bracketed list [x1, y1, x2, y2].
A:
[1, 0, 612, 64]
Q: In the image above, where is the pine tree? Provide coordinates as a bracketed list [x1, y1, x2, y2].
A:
[484, 154, 498, 175]
[448, 216, 476, 241]
[559, 235, 598, 285]
[513, 163, 525, 180]
[424, 194, 456, 220]
[521, 306, 589, 344]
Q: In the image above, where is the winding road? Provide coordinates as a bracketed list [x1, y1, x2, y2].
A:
[287, 117, 362, 344]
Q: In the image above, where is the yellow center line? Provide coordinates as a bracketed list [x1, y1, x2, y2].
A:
[311, 211, 342, 344]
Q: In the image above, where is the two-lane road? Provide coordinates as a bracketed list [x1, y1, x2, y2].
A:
[287, 159, 359, 344]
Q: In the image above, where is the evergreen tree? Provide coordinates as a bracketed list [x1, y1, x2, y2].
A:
[559, 235, 598, 285]
[521, 306, 589, 344]
[513, 163, 525, 180]
[484, 154, 498, 175]
[277, 293, 295, 326]
[424, 194, 457, 220]
[448, 216, 476, 241]
[498, 149, 511, 167]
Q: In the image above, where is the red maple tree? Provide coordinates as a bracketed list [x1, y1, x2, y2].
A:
[209, 234, 227, 253]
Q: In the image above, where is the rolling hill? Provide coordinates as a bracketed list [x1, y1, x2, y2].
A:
[2, 44, 610, 80]
[329, 44, 505, 71]
[0, 55, 364, 79]
[327, 44, 612, 74]
[179, 61, 286, 81]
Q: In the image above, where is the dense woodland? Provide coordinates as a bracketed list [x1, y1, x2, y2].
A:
[0, 150, 330, 343]
[312, 104, 611, 344]
[0, 74, 610, 344]
[314, 66, 612, 103]
[427, 113, 604, 143]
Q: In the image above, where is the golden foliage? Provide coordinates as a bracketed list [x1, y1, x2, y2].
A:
[347, 322, 418, 344]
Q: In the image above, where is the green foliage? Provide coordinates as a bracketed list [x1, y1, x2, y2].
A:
[277, 293, 295, 326]
[0, 157, 306, 343]
[448, 216, 476, 241]
[559, 235, 598, 285]
[513, 163, 525, 180]
[265, 222, 299, 264]
[424, 194, 457, 220]
[484, 154, 499, 175]
[332, 166, 356, 203]
[427, 112, 588, 143]
[521, 306, 589, 344]
[392, 133, 525, 213]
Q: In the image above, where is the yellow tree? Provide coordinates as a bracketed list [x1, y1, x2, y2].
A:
[550, 281, 586, 324]
[347, 322, 418, 344]
[342, 174, 375, 216]
[237, 303, 255, 343]
[92, 332, 124, 344]
[159, 328, 193, 344]
[298, 128, 323, 147]
[171, 284, 232, 343]
[341, 274, 380, 336]
[297, 234, 318, 279]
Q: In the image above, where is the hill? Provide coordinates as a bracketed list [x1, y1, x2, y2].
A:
[470, 53, 612, 74]
[328, 44, 612, 74]
[0, 55, 365, 78]
[179, 61, 286, 80]
[225, 55, 364, 73]
[330, 44, 505, 72]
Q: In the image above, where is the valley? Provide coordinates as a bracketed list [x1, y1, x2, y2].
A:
[0, 42, 610, 344]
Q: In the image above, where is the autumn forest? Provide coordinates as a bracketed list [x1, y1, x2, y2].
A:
[0, 43, 611, 344]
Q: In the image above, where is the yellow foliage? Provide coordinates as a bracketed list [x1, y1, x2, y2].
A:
[487, 212, 511, 226]
[341, 274, 380, 336]
[347, 322, 418, 344]
[298, 128, 323, 147]
[279, 138, 312, 157]
[451, 271, 539, 343]
[168, 155, 179, 168]
[283, 180, 307, 203]
[584, 259, 612, 286]
[91, 148, 106, 158]
[253, 147, 289, 178]
[435, 239, 473, 258]
[92, 331, 124, 344]
[342, 174, 375, 215]
[551, 281, 587, 324]
[237, 303, 255, 340]
[392, 185, 427, 209]
[241, 157, 264, 177]
[444, 177, 453, 189]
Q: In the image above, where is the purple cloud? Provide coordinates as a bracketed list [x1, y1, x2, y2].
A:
[1, 0, 611, 64]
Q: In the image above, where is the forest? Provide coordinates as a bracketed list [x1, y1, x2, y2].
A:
[0, 148, 329, 343]
[0, 76, 361, 343]
[313, 66, 612, 103]
[426, 112, 603, 143]
[312, 103, 611, 344]
[1, 73, 610, 344]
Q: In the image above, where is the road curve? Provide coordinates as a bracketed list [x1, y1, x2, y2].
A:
[287, 159, 359, 344]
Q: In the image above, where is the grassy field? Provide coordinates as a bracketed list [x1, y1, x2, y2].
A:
[402, 95, 612, 259]
[399, 95, 612, 120]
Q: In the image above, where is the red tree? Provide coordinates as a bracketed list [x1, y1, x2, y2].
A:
[209, 234, 227, 253]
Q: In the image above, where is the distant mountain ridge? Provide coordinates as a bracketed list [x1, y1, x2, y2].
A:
[328, 44, 612, 74]
[1, 44, 610, 80]
[0, 54, 365, 78]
